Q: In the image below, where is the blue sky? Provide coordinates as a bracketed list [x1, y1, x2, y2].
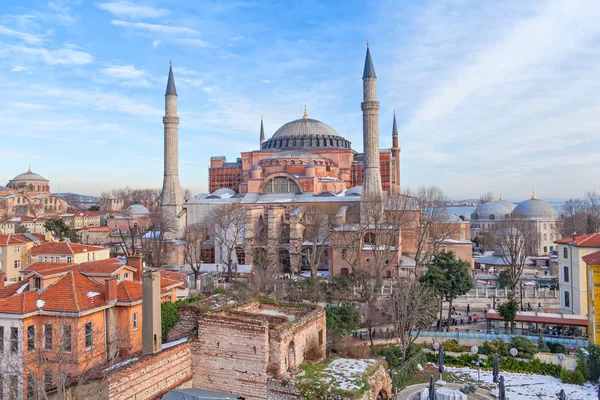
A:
[1, 0, 599, 201]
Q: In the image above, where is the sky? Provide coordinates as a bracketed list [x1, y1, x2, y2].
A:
[1, 0, 599, 201]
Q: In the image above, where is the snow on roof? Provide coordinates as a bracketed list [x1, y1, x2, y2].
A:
[162, 337, 188, 350]
[16, 282, 29, 294]
[36, 300, 45, 309]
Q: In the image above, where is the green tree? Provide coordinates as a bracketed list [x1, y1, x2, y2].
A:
[420, 251, 473, 332]
[577, 344, 600, 381]
[161, 301, 179, 342]
[326, 303, 360, 337]
[44, 219, 72, 241]
[497, 294, 519, 333]
[537, 336, 550, 352]
[87, 205, 100, 211]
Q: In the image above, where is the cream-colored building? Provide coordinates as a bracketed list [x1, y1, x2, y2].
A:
[27, 242, 110, 267]
[59, 212, 102, 230]
[0, 233, 46, 284]
[556, 233, 600, 316]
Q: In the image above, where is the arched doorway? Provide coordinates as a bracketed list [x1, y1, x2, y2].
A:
[287, 341, 295, 371]
[377, 389, 389, 399]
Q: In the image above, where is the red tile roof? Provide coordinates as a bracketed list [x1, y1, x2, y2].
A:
[117, 280, 143, 302]
[583, 250, 600, 266]
[159, 270, 187, 288]
[29, 242, 106, 255]
[555, 233, 600, 247]
[79, 259, 128, 275]
[22, 262, 75, 276]
[0, 233, 44, 245]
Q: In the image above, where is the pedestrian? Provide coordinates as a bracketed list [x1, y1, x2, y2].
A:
[467, 304, 470, 314]
[484, 309, 487, 318]
[460, 318, 464, 326]
[452, 306, 456, 314]
[528, 302, 531, 311]
[538, 302, 541, 312]
[473, 314, 478, 323]
[468, 315, 472, 324]
[359, 331, 363, 341]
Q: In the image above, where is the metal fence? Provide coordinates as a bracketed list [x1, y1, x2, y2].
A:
[414, 330, 588, 348]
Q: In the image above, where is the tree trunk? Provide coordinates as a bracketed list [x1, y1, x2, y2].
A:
[446, 298, 453, 332]
[438, 298, 444, 332]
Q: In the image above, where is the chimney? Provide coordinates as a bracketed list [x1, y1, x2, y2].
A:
[0, 270, 5, 289]
[142, 270, 162, 355]
[128, 254, 143, 282]
[105, 277, 118, 303]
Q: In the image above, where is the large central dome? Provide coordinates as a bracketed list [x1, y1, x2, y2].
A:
[261, 117, 351, 150]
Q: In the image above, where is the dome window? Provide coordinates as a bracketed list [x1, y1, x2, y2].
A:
[489, 214, 495, 220]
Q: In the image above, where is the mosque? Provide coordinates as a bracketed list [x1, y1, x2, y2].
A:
[0, 168, 68, 219]
[159, 47, 472, 274]
[470, 192, 560, 256]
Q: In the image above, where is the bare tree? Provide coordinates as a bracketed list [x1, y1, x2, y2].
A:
[479, 191, 495, 205]
[4, 315, 133, 400]
[558, 198, 589, 237]
[297, 205, 337, 278]
[140, 213, 176, 268]
[387, 280, 438, 361]
[497, 218, 537, 292]
[184, 223, 209, 282]
[209, 202, 245, 282]
[183, 188, 193, 203]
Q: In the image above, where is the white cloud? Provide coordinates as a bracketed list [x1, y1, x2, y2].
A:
[179, 78, 203, 87]
[152, 40, 161, 48]
[10, 66, 26, 72]
[111, 20, 198, 35]
[101, 64, 145, 79]
[0, 25, 43, 44]
[173, 66, 199, 76]
[13, 102, 51, 110]
[7, 46, 93, 65]
[96, 1, 169, 19]
[261, 80, 271, 84]
[175, 38, 210, 48]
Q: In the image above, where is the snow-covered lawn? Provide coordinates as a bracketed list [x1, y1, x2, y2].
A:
[320, 358, 378, 392]
[446, 366, 598, 399]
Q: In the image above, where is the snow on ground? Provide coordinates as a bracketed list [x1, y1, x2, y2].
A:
[446, 366, 598, 399]
[162, 337, 188, 350]
[321, 358, 377, 392]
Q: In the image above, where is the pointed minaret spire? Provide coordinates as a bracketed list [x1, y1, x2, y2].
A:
[259, 115, 265, 147]
[165, 60, 177, 96]
[390, 108, 401, 195]
[363, 45, 376, 79]
[392, 109, 398, 137]
[361, 44, 383, 207]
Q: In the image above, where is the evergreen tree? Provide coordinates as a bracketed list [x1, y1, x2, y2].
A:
[420, 251, 473, 332]
[498, 294, 519, 333]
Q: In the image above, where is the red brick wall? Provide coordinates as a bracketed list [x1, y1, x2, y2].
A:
[191, 314, 270, 400]
[108, 342, 192, 400]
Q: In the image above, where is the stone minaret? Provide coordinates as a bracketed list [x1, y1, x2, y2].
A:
[161, 61, 185, 239]
[361, 45, 383, 202]
[259, 115, 265, 148]
[391, 109, 401, 194]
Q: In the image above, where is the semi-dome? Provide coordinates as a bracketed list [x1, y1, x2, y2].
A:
[471, 200, 515, 220]
[266, 150, 324, 160]
[125, 204, 150, 215]
[345, 186, 363, 196]
[206, 188, 236, 199]
[512, 198, 558, 220]
[261, 116, 351, 150]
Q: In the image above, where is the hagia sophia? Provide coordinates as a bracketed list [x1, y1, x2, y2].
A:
[0, 167, 68, 219]
[159, 47, 473, 275]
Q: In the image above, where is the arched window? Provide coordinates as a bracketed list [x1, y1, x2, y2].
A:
[489, 214, 495, 220]
[543, 233, 547, 240]
[544, 223, 547, 230]
[341, 268, 349, 276]
[364, 232, 376, 245]
[263, 177, 301, 194]
[563, 247, 568, 259]
[322, 185, 327, 192]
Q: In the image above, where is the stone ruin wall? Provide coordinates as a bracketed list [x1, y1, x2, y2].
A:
[191, 313, 271, 400]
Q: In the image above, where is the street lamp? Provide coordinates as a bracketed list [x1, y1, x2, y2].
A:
[509, 348, 518, 358]
[557, 353, 565, 369]
[470, 346, 482, 384]
[520, 282, 524, 311]
[432, 342, 440, 351]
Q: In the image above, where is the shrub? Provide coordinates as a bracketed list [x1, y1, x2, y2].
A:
[510, 336, 539, 359]
[372, 346, 403, 368]
[326, 302, 360, 336]
[213, 287, 226, 295]
[389, 349, 428, 391]
[443, 339, 462, 352]
[547, 342, 566, 354]
[560, 369, 586, 385]
[481, 339, 510, 357]
[537, 336, 550, 352]
[161, 301, 179, 342]
[336, 336, 372, 359]
[461, 384, 477, 394]
[303, 337, 322, 362]
[577, 344, 600, 381]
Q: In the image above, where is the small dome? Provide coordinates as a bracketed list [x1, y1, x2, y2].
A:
[345, 186, 363, 196]
[12, 170, 47, 182]
[471, 200, 515, 220]
[208, 188, 236, 199]
[125, 204, 150, 215]
[512, 198, 558, 220]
